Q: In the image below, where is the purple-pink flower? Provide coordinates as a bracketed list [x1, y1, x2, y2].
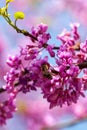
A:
[31, 23, 51, 47]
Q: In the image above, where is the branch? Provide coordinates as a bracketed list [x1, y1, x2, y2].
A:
[42, 116, 87, 130]
[3, 16, 37, 41]
[78, 61, 87, 69]
[2, 9, 80, 51]
[0, 88, 5, 93]
[4, 16, 81, 51]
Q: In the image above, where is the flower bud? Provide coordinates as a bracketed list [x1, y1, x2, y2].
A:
[14, 12, 25, 20]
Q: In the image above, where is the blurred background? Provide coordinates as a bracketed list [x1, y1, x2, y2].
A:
[0, 0, 87, 130]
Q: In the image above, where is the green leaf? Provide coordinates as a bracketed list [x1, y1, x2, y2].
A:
[14, 12, 25, 20]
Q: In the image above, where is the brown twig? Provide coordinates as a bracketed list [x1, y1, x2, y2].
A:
[78, 61, 87, 69]
[0, 88, 5, 93]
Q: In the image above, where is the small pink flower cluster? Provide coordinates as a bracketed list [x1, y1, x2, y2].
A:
[0, 94, 16, 126]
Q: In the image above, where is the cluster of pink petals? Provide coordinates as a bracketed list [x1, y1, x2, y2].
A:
[31, 23, 51, 45]
[4, 23, 54, 95]
[0, 94, 16, 126]
[3, 23, 87, 116]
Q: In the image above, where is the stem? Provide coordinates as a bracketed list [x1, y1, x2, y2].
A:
[0, 88, 5, 93]
[3, 14, 80, 51]
[42, 116, 87, 130]
[3, 16, 38, 41]
[78, 61, 87, 69]
[2, 14, 62, 50]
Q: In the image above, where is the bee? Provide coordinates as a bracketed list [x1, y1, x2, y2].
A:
[41, 63, 52, 79]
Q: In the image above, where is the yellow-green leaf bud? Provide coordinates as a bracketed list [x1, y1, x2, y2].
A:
[14, 12, 25, 20]
[0, 7, 6, 16]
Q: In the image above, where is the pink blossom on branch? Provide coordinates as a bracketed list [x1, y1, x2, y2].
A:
[0, 93, 16, 126]
[3, 23, 87, 112]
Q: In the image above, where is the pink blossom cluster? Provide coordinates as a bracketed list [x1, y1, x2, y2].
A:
[1, 23, 87, 126]
[0, 34, 16, 126]
[0, 94, 16, 126]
